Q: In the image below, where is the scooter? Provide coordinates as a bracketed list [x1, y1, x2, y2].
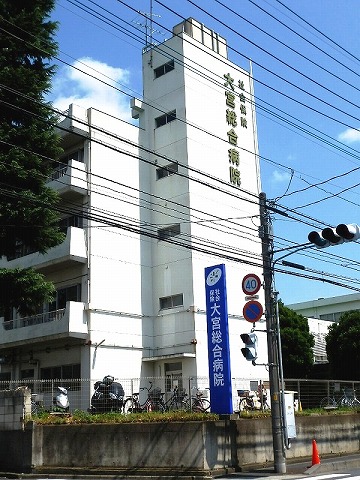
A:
[51, 386, 70, 412]
[89, 375, 124, 413]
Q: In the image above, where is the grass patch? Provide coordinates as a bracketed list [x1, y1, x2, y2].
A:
[30, 406, 360, 424]
[237, 406, 360, 419]
[30, 409, 219, 425]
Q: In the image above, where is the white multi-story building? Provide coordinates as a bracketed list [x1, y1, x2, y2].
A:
[0, 19, 267, 407]
[287, 294, 360, 363]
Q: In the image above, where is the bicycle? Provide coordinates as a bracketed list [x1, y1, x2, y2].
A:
[163, 386, 188, 411]
[320, 388, 360, 408]
[237, 389, 269, 412]
[123, 382, 166, 414]
[184, 387, 210, 412]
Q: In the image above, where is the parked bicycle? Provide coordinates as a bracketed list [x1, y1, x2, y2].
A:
[184, 387, 210, 412]
[163, 386, 188, 411]
[320, 388, 360, 409]
[123, 382, 166, 414]
[237, 388, 270, 412]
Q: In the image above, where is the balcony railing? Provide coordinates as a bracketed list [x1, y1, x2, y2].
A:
[49, 164, 68, 181]
[3, 309, 65, 331]
[0, 226, 87, 270]
[0, 301, 87, 347]
[47, 159, 87, 198]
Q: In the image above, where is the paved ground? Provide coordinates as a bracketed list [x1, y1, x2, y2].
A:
[214, 453, 360, 479]
[1, 453, 360, 479]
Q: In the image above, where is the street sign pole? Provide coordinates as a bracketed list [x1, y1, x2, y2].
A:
[259, 192, 286, 474]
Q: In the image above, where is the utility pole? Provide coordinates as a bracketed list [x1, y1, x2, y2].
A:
[259, 192, 286, 474]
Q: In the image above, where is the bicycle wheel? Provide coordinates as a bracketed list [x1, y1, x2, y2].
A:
[153, 399, 166, 413]
[192, 398, 210, 413]
[350, 398, 360, 408]
[201, 399, 210, 412]
[182, 398, 192, 411]
[166, 398, 178, 411]
[340, 396, 351, 407]
[320, 396, 336, 408]
[239, 398, 250, 411]
[123, 397, 136, 414]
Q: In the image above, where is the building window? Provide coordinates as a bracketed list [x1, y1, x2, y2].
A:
[60, 147, 84, 164]
[40, 363, 81, 391]
[155, 110, 176, 128]
[158, 224, 180, 241]
[319, 311, 359, 322]
[160, 294, 184, 310]
[49, 284, 81, 311]
[21, 369, 34, 380]
[156, 162, 178, 180]
[7, 241, 37, 260]
[154, 59, 175, 78]
[59, 215, 83, 233]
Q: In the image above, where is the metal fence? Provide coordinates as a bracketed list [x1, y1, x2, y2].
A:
[0, 377, 359, 413]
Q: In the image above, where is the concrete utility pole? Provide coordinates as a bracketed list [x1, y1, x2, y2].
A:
[259, 192, 286, 474]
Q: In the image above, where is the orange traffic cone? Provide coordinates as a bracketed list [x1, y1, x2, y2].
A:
[312, 439, 321, 466]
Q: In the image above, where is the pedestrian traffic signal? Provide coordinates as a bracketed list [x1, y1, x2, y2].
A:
[240, 333, 258, 362]
[308, 224, 360, 249]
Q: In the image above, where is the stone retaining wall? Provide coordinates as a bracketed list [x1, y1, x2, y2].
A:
[0, 414, 359, 475]
[0, 389, 359, 475]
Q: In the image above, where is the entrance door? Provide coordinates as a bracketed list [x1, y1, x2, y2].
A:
[165, 362, 183, 401]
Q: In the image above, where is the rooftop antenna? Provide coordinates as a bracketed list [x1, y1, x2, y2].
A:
[133, 0, 165, 66]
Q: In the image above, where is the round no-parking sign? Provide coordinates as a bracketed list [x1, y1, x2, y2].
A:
[243, 300, 263, 323]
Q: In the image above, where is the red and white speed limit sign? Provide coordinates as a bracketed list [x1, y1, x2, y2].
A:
[242, 274, 261, 295]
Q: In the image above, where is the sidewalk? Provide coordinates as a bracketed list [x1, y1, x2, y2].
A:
[1, 453, 360, 480]
[215, 452, 360, 479]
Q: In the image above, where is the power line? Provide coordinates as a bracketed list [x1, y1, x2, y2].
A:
[4, 3, 360, 210]
[273, 0, 360, 67]
[2, 0, 360, 296]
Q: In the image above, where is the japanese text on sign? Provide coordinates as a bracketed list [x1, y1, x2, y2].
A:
[224, 73, 247, 188]
[205, 264, 233, 414]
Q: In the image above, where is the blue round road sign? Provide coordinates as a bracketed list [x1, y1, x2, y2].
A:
[243, 300, 263, 323]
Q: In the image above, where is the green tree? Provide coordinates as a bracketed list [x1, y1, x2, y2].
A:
[0, 0, 64, 319]
[326, 310, 360, 380]
[278, 301, 314, 378]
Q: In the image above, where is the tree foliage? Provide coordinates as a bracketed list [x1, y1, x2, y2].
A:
[0, 0, 64, 316]
[0, 268, 55, 321]
[278, 301, 314, 378]
[326, 310, 360, 380]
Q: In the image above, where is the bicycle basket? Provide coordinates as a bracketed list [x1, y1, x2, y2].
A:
[237, 389, 250, 397]
[149, 387, 162, 399]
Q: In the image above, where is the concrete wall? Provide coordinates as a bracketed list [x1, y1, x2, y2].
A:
[0, 414, 359, 474]
[0, 387, 30, 431]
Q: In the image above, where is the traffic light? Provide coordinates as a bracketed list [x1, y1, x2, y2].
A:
[308, 224, 360, 249]
[240, 333, 258, 362]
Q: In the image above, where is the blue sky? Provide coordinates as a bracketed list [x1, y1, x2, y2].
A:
[49, 0, 360, 305]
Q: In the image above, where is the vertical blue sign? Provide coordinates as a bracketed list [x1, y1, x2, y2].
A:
[205, 264, 233, 414]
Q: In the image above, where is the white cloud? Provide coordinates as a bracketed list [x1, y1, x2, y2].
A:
[52, 57, 133, 122]
[271, 170, 291, 184]
[338, 128, 360, 143]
